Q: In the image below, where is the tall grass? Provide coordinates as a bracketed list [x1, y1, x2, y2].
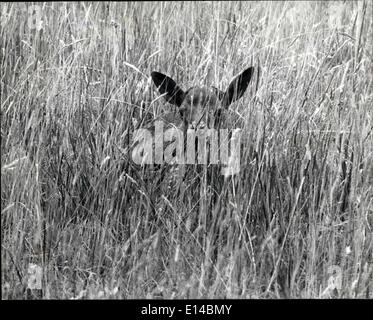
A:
[1, 1, 372, 299]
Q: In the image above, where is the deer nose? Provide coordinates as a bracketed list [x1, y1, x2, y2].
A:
[188, 121, 197, 129]
[189, 120, 206, 130]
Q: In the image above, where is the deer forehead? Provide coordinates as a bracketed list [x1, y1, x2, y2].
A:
[182, 87, 219, 107]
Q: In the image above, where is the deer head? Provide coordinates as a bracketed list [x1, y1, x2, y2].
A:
[151, 67, 254, 129]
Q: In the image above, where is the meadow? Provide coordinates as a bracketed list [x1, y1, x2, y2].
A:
[1, 1, 372, 299]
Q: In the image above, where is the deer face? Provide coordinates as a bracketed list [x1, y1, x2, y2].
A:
[151, 67, 254, 129]
[178, 86, 220, 128]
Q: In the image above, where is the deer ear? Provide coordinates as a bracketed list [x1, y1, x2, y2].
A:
[151, 71, 185, 107]
[222, 67, 254, 108]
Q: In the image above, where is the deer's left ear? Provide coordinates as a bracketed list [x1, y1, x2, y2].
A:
[151, 71, 185, 107]
[221, 67, 254, 108]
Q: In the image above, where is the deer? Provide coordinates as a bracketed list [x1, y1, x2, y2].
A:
[132, 67, 254, 162]
[130, 66, 255, 207]
[150, 67, 254, 131]
[124, 66, 255, 245]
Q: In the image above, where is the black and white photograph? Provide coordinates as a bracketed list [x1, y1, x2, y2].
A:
[1, 1, 372, 304]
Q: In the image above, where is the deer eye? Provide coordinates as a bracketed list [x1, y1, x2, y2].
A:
[179, 106, 186, 118]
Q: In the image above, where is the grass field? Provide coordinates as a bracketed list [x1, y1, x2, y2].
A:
[1, 1, 372, 299]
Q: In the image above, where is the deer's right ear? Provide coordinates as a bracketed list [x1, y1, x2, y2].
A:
[151, 71, 185, 107]
[221, 67, 254, 108]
